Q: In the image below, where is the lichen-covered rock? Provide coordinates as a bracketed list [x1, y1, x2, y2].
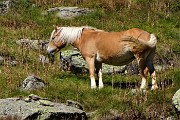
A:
[0, 0, 10, 14]
[0, 95, 87, 120]
[45, 7, 94, 19]
[60, 49, 127, 74]
[60, 49, 88, 73]
[16, 39, 48, 50]
[21, 75, 46, 91]
[172, 89, 180, 113]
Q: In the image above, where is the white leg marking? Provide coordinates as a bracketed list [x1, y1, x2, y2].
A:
[140, 77, 147, 89]
[91, 76, 96, 89]
[98, 68, 104, 89]
[151, 71, 158, 90]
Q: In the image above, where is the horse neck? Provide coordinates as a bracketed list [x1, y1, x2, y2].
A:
[66, 28, 98, 50]
[71, 29, 98, 50]
[70, 38, 81, 50]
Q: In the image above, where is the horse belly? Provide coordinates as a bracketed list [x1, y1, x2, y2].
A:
[99, 51, 135, 66]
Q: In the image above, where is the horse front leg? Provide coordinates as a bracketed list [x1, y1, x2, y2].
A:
[85, 57, 96, 89]
[95, 62, 103, 89]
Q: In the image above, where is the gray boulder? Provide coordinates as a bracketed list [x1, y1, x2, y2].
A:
[60, 49, 88, 73]
[45, 7, 94, 19]
[60, 49, 127, 74]
[0, 0, 10, 14]
[21, 75, 45, 91]
[16, 39, 48, 50]
[172, 89, 180, 114]
[0, 95, 87, 120]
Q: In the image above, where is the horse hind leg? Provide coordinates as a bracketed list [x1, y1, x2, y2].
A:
[150, 71, 158, 90]
[146, 49, 158, 90]
[147, 63, 158, 90]
[137, 58, 148, 90]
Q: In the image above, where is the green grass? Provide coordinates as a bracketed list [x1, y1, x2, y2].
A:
[0, 0, 180, 119]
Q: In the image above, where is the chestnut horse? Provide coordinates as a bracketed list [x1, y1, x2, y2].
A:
[47, 26, 158, 90]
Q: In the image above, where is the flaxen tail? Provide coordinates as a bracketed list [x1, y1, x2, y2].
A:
[136, 33, 157, 48]
[147, 34, 157, 48]
[122, 33, 157, 48]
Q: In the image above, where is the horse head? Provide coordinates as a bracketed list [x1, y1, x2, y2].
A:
[47, 26, 67, 56]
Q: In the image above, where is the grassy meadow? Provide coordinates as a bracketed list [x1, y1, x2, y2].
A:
[0, 0, 180, 119]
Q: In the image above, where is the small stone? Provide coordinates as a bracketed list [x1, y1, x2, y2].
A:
[66, 100, 83, 110]
[10, 60, 17, 66]
[21, 75, 45, 90]
[29, 94, 41, 101]
[172, 89, 180, 112]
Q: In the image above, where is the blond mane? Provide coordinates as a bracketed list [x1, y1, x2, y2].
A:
[50, 26, 103, 44]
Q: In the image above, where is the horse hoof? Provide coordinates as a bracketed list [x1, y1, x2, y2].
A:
[98, 86, 104, 89]
[151, 85, 158, 90]
[140, 86, 147, 91]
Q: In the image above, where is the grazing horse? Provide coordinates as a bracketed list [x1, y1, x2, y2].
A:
[47, 26, 158, 90]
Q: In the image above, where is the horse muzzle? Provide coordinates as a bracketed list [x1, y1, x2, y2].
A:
[46, 47, 56, 63]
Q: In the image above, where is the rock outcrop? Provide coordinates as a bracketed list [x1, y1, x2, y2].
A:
[0, 0, 10, 14]
[0, 94, 87, 120]
[44, 7, 94, 19]
[172, 89, 180, 115]
[16, 39, 48, 50]
[60, 49, 127, 74]
[21, 75, 46, 91]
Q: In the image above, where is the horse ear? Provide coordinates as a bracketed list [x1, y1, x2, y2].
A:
[55, 26, 59, 31]
[53, 25, 58, 31]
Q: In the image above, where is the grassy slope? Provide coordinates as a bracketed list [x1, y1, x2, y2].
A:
[0, 0, 180, 119]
